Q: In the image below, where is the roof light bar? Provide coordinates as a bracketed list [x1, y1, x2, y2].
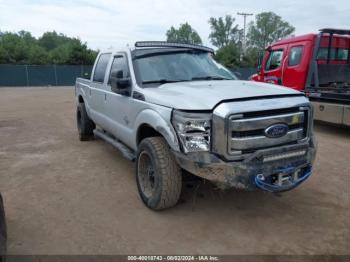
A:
[135, 41, 214, 53]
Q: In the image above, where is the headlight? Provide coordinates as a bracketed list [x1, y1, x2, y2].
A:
[172, 110, 211, 153]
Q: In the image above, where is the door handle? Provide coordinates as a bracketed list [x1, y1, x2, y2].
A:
[104, 93, 107, 100]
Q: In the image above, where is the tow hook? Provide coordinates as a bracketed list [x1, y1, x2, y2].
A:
[255, 166, 312, 193]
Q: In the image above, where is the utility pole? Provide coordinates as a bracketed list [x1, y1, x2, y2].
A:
[237, 12, 253, 54]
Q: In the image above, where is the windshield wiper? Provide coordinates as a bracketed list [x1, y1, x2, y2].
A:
[142, 76, 231, 85]
[142, 79, 188, 84]
[191, 76, 231, 81]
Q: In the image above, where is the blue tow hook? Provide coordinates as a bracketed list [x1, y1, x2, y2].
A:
[255, 166, 312, 193]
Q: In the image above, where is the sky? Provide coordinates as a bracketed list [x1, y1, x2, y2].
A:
[0, 0, 349, 50]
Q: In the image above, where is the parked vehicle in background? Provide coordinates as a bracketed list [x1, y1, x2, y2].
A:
[251, 28, 350, 126]
[0, 193, 6, 260]
[75, 41, 316, 210]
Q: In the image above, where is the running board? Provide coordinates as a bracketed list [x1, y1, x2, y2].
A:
[93, 129, 136, 161]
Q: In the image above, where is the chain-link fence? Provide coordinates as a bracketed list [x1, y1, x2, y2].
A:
[0, 65, 93, 87]
[232, 68, 257, 80]
[0, 64, 256, 87]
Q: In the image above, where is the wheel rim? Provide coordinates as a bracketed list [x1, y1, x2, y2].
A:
[138, 151, 156, 198]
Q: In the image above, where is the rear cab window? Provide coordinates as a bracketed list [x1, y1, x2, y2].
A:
[288, 46, 303, 66]
[93, 53, 111, 83]
[265, 49, 284, 71]
[337, 49, 349, 60]
[317, 48, 349, 61]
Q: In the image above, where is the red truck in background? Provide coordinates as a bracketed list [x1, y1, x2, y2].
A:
[251, 28, 350, 126]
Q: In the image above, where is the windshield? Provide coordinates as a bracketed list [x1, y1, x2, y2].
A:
[133, 51, 237, 86]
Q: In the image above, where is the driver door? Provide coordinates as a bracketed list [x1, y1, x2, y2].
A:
[103, 53, 133, 146]
[263, 48, 286, 85]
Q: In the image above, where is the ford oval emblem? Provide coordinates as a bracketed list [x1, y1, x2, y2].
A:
[264, 124, 289, 138]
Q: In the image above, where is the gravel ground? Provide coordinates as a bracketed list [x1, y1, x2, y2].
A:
[0, 87, 349, 255]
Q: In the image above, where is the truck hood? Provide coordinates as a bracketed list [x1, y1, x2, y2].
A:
[141, 80, 302, 110]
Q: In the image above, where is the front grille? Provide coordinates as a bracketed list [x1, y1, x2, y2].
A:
[229, 107, 309, 154]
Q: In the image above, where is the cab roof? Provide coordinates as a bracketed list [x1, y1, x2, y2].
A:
[271, 29, 350, 48]
[271, 34, 317, 47]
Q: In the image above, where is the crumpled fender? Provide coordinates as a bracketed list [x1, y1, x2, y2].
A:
[132, 109, 180, 152]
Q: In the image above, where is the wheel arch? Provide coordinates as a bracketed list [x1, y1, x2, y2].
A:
[137, 124, 162, 145]
[78, 95, 84, 103]
[134, 109, 180, 152]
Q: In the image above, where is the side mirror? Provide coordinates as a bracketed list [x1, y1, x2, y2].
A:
[111, 70, 131, 95]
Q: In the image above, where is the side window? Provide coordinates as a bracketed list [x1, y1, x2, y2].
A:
[265, 50, 284, 71]
[288, 46, 303, 67]
[93, 53, 111, 83]
[108, 54, 130, 84]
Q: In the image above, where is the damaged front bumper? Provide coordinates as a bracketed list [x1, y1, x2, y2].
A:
[174, 139, 317, 192]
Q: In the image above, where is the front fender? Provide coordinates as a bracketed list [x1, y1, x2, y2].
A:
[133, 109, 180, 152]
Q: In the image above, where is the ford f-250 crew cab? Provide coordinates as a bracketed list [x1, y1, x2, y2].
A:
[75, 41, 317, 210]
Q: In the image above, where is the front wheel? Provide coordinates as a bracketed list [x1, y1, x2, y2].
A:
[136, 137, 182, 210]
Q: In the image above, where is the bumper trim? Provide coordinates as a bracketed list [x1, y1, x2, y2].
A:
[174, 141, 316, 190]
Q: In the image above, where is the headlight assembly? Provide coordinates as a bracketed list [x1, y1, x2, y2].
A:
[172, 110, 211, 153]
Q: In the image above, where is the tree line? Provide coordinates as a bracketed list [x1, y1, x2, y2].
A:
[167, 11, 295, 68]
[0, 11, 294, 68]
[0, 31, 97, 65]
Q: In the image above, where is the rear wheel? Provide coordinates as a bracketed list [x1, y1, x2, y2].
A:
[136, 137, 182, 210]
[76, 103, 95, 141]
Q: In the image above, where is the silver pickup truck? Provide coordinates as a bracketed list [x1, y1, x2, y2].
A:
[75, 41, 317, 210]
